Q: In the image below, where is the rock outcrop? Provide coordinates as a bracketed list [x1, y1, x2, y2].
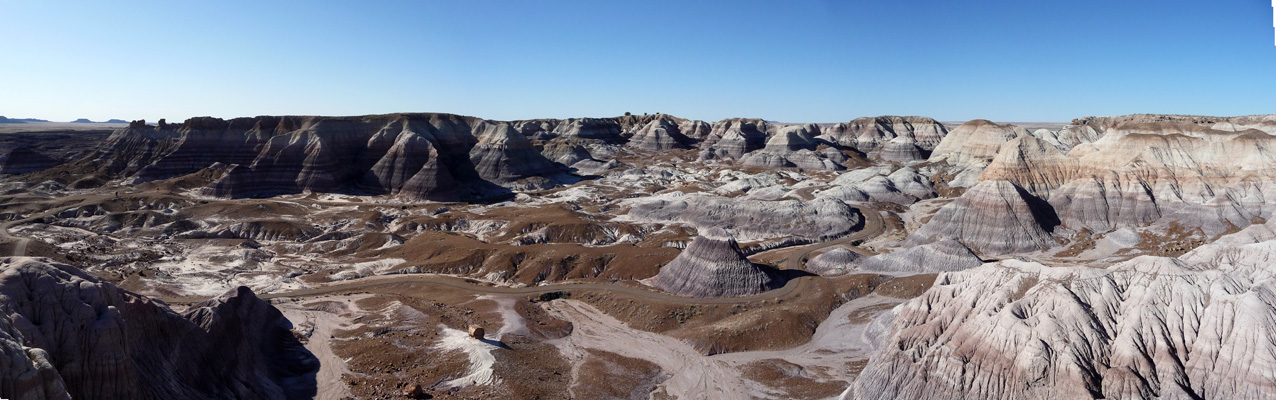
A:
[875, 136, 926, 163]
[623, 193, 863, 241]
[651, 228, 781, 297]
[978, 136, 1078, 198]
[859, 239, 983, 273]
[821, 116, 948, 151]
[0, 257, 317, 400]
[468, 122, 564, 188]
[929, 119, 1027, 167]
[851, 229, 1276, 399]
[628, 118, 691, 151]
[967, 116, 1276, 236]
[551, 118, 624, 141]
[64, 114, 578, 200]
[739, 124, 845, 170]
[677, 119, 713, 140]
[698, 119, 769, 161]
[805, 247, 862, 276]
[818, 166, 936, 205]
[0, 147, 60, 175]
[907, 180, 1058, 254]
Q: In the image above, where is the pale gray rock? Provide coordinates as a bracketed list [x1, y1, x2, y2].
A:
[907, 180, 1058, 254]
[928, 119, 1028, 168]
[850, 239, 1276, 400]
[1103, 227, 1142, 247]
[512, 119, 558, 140]
[651, 228, 781, 298]
[698, 119, 769, 161]
[739, 124, 845, 170]
[1047, 175, 1161, 232]
[628, 118, 691, 151]
[822, 116, 948, 152]
[805, 247, 862, 276]
[875, 136, 925, 163]
[677, 119, 712, 140]
[550, 118, 623, 141]
[622, 192, 863, 241]
[818, 166, 936, 205]
[859, 239, 983, 273]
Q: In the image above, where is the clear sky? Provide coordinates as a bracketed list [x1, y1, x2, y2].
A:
[2, 0, 1274, 123]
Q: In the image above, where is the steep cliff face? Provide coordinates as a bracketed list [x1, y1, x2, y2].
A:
[73, 114, 576, 200]
[0, 257, 317, 400]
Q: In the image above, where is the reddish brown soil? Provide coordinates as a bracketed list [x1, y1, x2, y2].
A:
[741, 358, 848, 399]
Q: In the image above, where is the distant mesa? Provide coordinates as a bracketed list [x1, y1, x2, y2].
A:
[67, 118, 127, 124]
[651, 227, 783, 298]
[0, 116, 50, 124]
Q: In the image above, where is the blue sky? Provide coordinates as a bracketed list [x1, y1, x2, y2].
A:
[1, 0, 1274, 122]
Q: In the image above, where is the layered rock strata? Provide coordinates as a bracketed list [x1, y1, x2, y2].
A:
[72, 114, 571, 200]
[928, 119, 1027, 168]
[818, 166, 936, 205]
[851, 229, 1276, 399]
[971, 117, 1276, 236]
[859, 239, 983, 273]
[651, 228, 781, 297]
[875, 136, 926, 163]
[739, 124, 846, 170]
[805, 247, 862, 276]
[0, 257, 317, 400]
[907, 180, 1058, 254]
[628, 118, 691, 151]
[623, 193, 863, 241]
[821, 116, 948, 151]
[698, 118, 769, 161]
